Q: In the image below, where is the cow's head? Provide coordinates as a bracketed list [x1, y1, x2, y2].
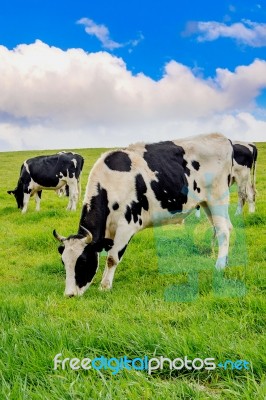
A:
[53, 227, 113, 297]
[7, 184, 24, 209]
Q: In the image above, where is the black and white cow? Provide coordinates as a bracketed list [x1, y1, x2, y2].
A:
[232, 141, 257, 214]
[53, 133, 233, 297]
[195, 141, 258, 217]
[8, 152, 84, 213]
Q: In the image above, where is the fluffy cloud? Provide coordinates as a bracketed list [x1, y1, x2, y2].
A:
[0, 40, 265, 151]
[186, 19, 266, 47]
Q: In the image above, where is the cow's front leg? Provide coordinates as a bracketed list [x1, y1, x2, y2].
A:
[100, 256, 118, 290]
[35, 190, 42, 211]
[212, 214, 232, 270]
[100, 224, 136, 290]
[21, 192, 31, 214]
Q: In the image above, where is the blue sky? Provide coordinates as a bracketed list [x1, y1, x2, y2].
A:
[0, 0, 266, 150]
[1, 0, 265, 79]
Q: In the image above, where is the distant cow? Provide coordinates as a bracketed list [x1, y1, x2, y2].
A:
[53, 133, 233, 297]
[233, 141, 257, 214]
[8, 152, 84, 213]
[195, 141, 258, 217]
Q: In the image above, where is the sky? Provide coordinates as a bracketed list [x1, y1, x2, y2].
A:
[0, 0, 266, 151]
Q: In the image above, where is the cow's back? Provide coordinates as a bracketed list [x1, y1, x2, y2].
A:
[84, 133, 233, 226]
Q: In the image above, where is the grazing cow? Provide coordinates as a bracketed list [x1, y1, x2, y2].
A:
[8, 152, 84, 213]
[195, 141, 258, 217]
[53, 133, 233, 297]
[232, 141, 257, 214]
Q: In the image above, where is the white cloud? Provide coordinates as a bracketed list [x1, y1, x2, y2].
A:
[0, 40, 266, 151]
[189, 19, 266, 47]
[77, 18, 122, 50]
[77, 18, 144, 52]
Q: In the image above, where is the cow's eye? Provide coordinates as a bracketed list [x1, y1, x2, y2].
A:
[58, 245, 64, 255]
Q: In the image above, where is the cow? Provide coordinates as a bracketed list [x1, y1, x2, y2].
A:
[8, 152, 84, 213]
[53, 133, 233, 297]
[195, 141, 258, 217]
[233, 141, 257, 214]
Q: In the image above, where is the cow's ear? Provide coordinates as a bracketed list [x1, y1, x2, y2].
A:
[7, 190, 15, 195]
[94, 238, 114, 252]
[58, 245, 65, 255]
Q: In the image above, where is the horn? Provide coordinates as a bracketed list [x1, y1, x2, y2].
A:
[80, 225, 93, 244]
[53, 229, 66, 242]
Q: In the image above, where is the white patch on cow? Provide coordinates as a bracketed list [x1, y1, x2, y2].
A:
[195, 208, 201, 218]
[72, 158, 77, 168]
[61, 238, 87, 296]
[24, 161, 30, 174]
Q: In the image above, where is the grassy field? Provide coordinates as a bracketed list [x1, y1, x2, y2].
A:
[0, 144, 265, 400]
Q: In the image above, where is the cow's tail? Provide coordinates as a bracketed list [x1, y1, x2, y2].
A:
[251, 145, 258, 194]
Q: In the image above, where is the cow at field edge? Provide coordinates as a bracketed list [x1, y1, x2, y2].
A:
[195, 141, 258, 217]
[53, 133, 233, 297]
[232, 141, 257, 214]
[8, 152, 84, 213]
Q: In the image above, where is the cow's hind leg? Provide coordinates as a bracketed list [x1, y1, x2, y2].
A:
[235, 189, 245, 215]
[203, 201, 232, 270]
[246, 183, 255, 213]
[66, 179, 78, 211]
[100, 224, 136, 290]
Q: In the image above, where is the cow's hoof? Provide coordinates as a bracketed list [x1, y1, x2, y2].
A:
[99, 280, 112, 290]
[215, 256, 228, 270]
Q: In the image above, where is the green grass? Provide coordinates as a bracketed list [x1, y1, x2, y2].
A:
[0, 145, 265, 399]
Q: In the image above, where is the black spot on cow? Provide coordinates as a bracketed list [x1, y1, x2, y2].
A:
[104, 151, 132, 172]
[182, 159, 190, 176]
[193, 180, 201, 193]
[124, 174, 149, 224]
[192, 160, 200, 171]
[118, 245, 127, 260]
[118, 236, 133, 260]
[135, 173, 149, 211]
[143, 141, 188, 213]
[125, 206, 132, 223]
[75, 245, 99, 288]
[112, 202, 119, 210]
[228, 174, 231, 187]
[233, 144, 253, 169]
[139, 218, 142, 226]
[78, 183, 110, 243]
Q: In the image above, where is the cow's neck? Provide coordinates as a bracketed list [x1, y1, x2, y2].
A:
[78, 183, 110, 243]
